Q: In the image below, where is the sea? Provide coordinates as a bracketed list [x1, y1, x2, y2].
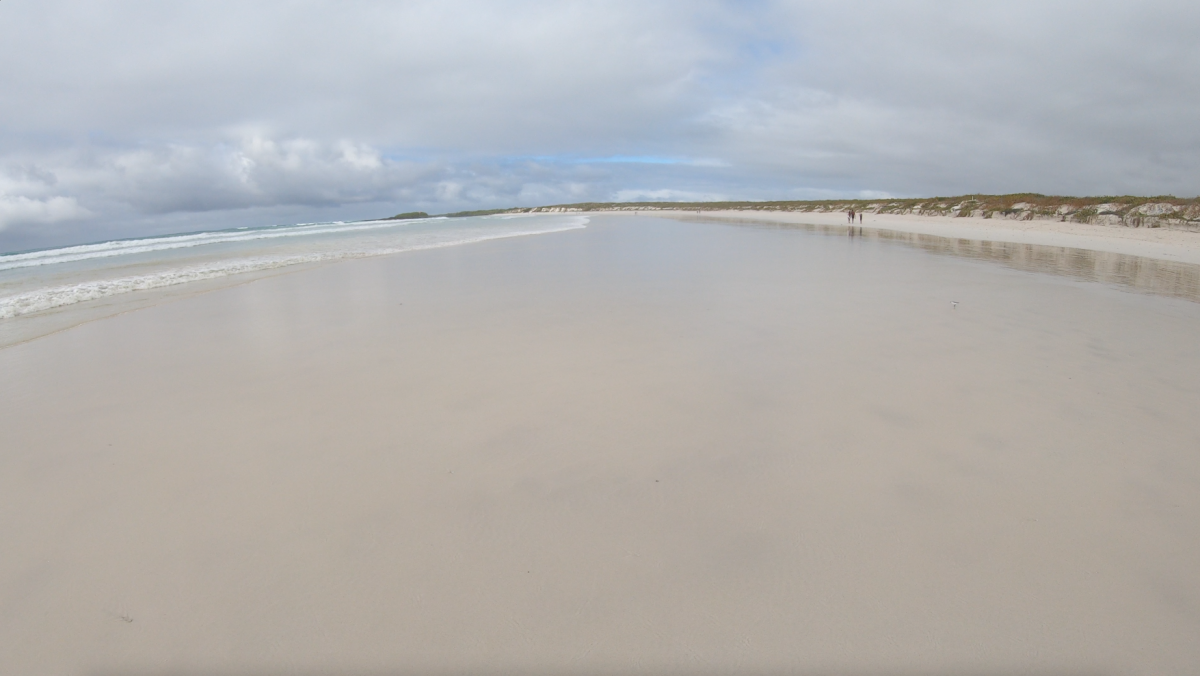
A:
[0, 213, 587, 346]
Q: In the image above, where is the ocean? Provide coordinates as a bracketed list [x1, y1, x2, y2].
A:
[0, 213, 587, 345]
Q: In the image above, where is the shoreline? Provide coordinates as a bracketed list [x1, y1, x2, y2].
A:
[5, 209, 1200, 352]
[0, 215, 587, 350]
[602, 209, 1200, 266]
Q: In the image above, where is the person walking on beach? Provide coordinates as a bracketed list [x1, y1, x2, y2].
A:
[848, 209, 855, 224]
[859, 212, 863, 224]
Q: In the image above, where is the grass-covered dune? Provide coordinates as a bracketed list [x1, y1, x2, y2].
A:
[448, 194, 1200, 231]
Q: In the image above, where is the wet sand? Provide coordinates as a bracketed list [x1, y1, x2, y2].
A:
[638, 209, 1200, 265]
[3, 215, 1200, 675]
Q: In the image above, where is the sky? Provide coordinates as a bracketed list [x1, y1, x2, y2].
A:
[1, 0, 1198, 251]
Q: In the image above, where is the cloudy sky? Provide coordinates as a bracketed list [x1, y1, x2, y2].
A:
[1, 1, 1198, 251]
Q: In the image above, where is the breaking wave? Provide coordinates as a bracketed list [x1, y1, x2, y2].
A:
[0, 217, 586, 320]
[0, 218, 445, 272]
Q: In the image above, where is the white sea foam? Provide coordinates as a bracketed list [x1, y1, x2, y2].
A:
[0, 217, 444, 271]
[0, 219, 586, 320]
[0, 254, 328, 319]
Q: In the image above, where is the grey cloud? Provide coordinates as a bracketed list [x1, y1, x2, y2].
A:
[1, 0, 725, 151]
[706, 0, 1200, 195]
[1, 0, 1197, 250]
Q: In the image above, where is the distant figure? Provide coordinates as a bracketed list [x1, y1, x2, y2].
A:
[859, 213, 863, 224]
[848, 209, 855, 223]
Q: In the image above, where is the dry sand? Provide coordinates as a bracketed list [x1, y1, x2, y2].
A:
[2, 215, 1200, 674]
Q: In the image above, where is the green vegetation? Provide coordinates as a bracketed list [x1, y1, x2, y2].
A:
[442, 208, 513, 218]
[375, 194, 1200, 230]
[439, 194, 1199, 228]
[386, 211, 430, 220]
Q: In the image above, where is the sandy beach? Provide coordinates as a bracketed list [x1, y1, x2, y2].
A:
[3, 214, 1200, 675]
[628, 209, 1200, 265]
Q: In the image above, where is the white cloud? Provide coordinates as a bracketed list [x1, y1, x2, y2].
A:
[612, 189, 728, 202]
[0, 195, 91, 230]
[60, 135, 436, 214]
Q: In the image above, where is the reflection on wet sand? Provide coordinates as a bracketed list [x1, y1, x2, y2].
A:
[7, 216, 1200, 673]
[693, 216, 1200, 303]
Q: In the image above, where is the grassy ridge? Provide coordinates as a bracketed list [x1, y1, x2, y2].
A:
[443, 194, 1200, 229]
[503, 194, 1197, 216]
[382, 194, 1200, 229]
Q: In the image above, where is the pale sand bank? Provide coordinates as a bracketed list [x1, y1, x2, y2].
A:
[2, 215, 1200, 674]
[622, 208, 1200, 265]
